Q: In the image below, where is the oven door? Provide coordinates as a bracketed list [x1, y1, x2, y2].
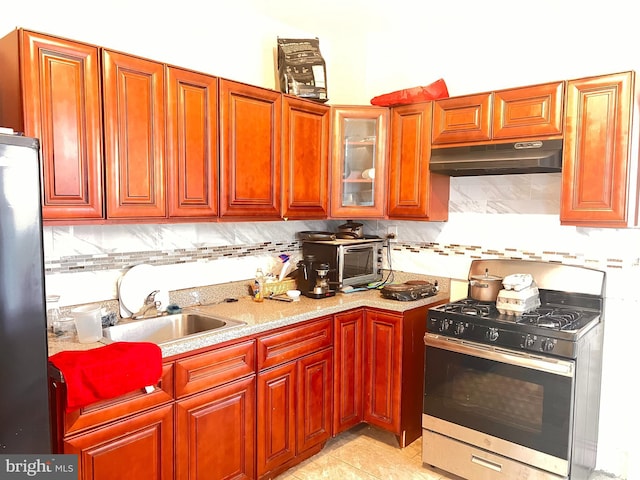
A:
[423, 333, 575, 474]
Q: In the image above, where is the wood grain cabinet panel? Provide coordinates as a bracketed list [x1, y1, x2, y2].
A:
[364, 309, 402, 433]
[103, 49, 166, 218]
[561, 71, 637, 227]
[333, 309, 364, 435]
[492, 82, 563, 139]
[166, 66, 218, 218]
[296, 348, 332, 453]
[282, 95, 330, 219]
[256, 317, 332, 370]
[219, 79, 282, 219]
[432, 93, 492, 144]
[363, 306, 433, 448]
[388, 102, 449, 220]
[257, 362, 297, 476]
[174, 339, 255, 398]
[64, 404, 174, 480]
[175, 376, 256, 480]
[256, 318, 334, 478]
[0, 29, 104, 220]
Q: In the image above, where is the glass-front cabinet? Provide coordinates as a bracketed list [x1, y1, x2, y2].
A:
[330, 106, 389, 218]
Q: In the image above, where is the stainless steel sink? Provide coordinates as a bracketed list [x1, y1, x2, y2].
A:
[101, 313, 246, 346]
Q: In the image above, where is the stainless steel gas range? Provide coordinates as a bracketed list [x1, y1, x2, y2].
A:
[422, 259, 605, 480]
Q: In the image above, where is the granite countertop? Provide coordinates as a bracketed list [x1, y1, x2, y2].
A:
[48, 272, 450, 359]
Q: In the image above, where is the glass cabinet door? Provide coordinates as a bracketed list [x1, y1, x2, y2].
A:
[331, 107, 388, 218]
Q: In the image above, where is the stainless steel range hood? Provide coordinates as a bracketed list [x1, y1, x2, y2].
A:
[430, 139, 563, 176]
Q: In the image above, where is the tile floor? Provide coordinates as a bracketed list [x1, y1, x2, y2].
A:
[276, 424, 622, 480]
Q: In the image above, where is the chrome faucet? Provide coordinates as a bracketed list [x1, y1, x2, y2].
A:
[132, 290, 162, 319]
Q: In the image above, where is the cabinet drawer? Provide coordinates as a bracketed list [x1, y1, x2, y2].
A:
[56, 362, 174, 437]
[175, 339, 256, 398]
[257, 317, 333, 370]
[432, 93, 492, 144]
[492, 82, 563, 139]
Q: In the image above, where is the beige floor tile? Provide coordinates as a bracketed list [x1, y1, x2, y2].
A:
[276, 425, 620, 480]
[285, 453, 379, 479]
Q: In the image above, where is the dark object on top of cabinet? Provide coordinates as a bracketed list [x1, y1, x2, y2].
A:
[277, 37, 328, 103]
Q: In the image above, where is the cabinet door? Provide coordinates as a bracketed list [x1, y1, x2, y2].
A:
[388, 102, 449, 220]
[297, 348, 333, 453]
[282, 95, 330, 219]
[561, 72, 635, 227]
[176, 376, 255, 480]
[333, 309, 364, 434]
[19, 30, 104, 220]
[219, 79, 282, 219]
[492, 82, 563, 140]
[432, 93, 492, 145]
[330, 106, 388, 218]
[64, 404, 174, 480]
[103, 50, 166, 218]
[166, 66, 218, 218]
[257, 362, 296, 476]
[364, 309, 401, 433]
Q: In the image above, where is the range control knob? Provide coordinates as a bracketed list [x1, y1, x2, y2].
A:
[522, 334, 536, 348]
[438, 319, 448, 332]
[454, 322, 465, 336]
[487, 328, 499, 342]
[541, 338, 556, 352]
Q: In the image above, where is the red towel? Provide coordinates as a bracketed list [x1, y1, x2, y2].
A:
[49, 342, 163, 412]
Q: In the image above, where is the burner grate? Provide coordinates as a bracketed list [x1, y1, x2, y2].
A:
[518, 307, 583, 330]
[441, 299, 494, 317]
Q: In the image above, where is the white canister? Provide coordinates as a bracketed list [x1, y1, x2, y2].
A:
[72, 305, 102, 343]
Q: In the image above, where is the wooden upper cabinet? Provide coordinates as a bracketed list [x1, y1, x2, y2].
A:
[388, 102, 449, 220]
[0, 29, 104, 220]
[102, 49, 166, 219]
[166, 66, 218, 218]
[433, 82, 563, 145]
[219, 79, 282, 219]
[432, 93, 492, 145]
[282, 95, 330, 219]
[330, 106, 388, 218]
[492, 82, 563, 140]
[561, 71, 637, 227]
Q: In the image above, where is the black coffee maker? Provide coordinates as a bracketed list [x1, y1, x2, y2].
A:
[296, 255, 336, 299]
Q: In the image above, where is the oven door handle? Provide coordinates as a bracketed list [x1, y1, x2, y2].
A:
[424, 333, 575, 377]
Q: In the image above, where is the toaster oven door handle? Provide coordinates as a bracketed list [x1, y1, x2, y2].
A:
[424, 333, 575, 377]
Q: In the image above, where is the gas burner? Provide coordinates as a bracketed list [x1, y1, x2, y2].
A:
[518, 307, 583, 330]
[442, 299, 494, 317]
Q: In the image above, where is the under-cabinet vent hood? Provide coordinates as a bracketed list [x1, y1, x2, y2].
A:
[430, 139, 563, 176]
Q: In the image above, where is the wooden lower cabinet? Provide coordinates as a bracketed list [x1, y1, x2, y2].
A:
[64, 404, 174, 480]
[175, 376, 256, 480]
[51, 305, 442, 480]
[333, 306, 430, 448]
[256, 317, 333, 479]
[333, 309, 364, 434]
[256, 348, 333, 479]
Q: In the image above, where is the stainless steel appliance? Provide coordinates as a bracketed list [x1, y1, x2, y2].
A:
[422, 259, 605, 480]
[430, 139, 563, 176]
[0, 133, 51, 452]
[301, 238, 384, 289]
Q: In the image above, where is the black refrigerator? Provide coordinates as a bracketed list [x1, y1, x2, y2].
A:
[0, 133, 51, 453]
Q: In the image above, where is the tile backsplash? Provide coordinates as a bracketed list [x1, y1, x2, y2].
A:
[44, 174, 640, 306]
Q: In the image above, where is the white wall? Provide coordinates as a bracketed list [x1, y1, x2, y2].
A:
[3, 1, 639, 477]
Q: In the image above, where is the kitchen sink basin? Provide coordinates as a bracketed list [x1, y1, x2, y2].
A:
[101, 313, 246, 346]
